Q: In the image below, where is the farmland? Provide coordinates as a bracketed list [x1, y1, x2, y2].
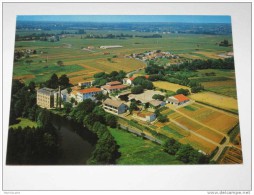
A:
[189, 91, 238, 113]
[218, 147, 243, 164]
[153, 81, 190, 92]
[108, 128, 182, 165]
[14, 31, 233, 85]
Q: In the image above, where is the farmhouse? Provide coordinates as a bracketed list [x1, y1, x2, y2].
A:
[100, 45, 123, 49]
[37, 87, 57, 109]
[132, 111, 156, 122]
[123, 75, 149, 86]
[76, 87, 102, 102]
[78, 80, 94, 88]
[167, 94, 190, 106]
[101, 81, 128, 94]
[149, 100, 166, 110]
[103, 98, 128, 115]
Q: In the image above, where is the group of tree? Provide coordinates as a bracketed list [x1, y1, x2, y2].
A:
[163, 138, 209, 164]
[93, 70, 126, 87]
[9, 80, 39, 125]
[219, 39, 231, 47]
[176, 88, 190, 96]
[152, 94, 165, 101]
[155, 109, 169, 123]
[132, 76, 154, 90]
[7, 80, 60, 164]
[135, 34, 162, 38]
[69, 99, 120, 164]
[41, 73, 70, 89]
[169, 57, 235, 71]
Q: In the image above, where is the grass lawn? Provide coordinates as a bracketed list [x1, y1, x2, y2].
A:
[10, 117, 38, 129]
[109, 128, 182, 165]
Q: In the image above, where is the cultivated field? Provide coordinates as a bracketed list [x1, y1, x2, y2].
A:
[14, 32, 233, 85]
[178, 103, 239, 134]
[189, 91, 238, 113]
[153, 81, 190, 92]
[218, 147, 243, 164]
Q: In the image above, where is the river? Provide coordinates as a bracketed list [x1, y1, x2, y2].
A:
[51, 114, 97, 165]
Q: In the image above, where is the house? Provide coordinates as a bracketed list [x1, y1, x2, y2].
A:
[101, 81, 128, 94]
[149, 100, 166, 110]
[166, 94, 190, 106]
[76, 87, 102, 102]
[132, 111, 156, 122]
[123, 77, 135, 85]
[37, 87, 57, 109]
[123, 75, 149, 86]
[78, 80, 94, 88]
[103, 98, 128, 114]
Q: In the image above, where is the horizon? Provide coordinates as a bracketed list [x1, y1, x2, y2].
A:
[17, 15, 231, 24]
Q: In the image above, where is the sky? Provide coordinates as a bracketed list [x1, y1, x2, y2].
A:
[17, 15, 231, 23]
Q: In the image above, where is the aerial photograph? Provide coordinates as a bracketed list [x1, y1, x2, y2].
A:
[6, 15, 242, 165]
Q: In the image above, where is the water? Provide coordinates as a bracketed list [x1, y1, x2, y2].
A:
[51, 114, 97, 165]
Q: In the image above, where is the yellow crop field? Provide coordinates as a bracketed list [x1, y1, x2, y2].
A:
[196, 127, 224, 143]
[189, 91, 238, 112]
[175, 116, 202, 131]
[180, 134, 217, 155]
[153, 81, 190, 92]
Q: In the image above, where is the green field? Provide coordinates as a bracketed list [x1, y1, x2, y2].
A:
[14, 32, 233, 84]
[10, 118, 38, 129]
[109, 128, 182, 165]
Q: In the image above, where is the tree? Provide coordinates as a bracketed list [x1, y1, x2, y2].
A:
[129, 101, 138, 114]
[58, 74, 69, 88]
[176, 88, 190, 96]
[157, 115, 169, 123]
[152, 94, 165, 101]
[131, 85, 144, 94]
[57, 60, 64, 66]
[105, 114, 117, 128]
[46, 73, 59, 89]
[164, 138, 181, 155]
[63, 102, 73, 113]
[67, 87, 72, 94]
[28, 81, 36, 93]
[70, 97, 76, 104]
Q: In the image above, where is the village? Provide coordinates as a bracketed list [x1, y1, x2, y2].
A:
[36, 73, 191, 124]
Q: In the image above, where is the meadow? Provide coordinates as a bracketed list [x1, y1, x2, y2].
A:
[9, 118, 38, 129]
[109, 128, 182, 165]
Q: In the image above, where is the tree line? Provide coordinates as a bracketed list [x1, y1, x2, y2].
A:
[7, 80, 60, 164]
[93, 70, 127, 87]
[68, 99, 120, 164]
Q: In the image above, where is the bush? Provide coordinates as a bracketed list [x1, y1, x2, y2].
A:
[131, 85, 144, 94]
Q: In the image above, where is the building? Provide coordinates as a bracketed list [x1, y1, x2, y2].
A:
[166, 94, 190, 106]
[100, 45, 123, 49]
[37, 87, 57, 109]
[76, 87, 102, 102]
[54, 89, 69, 106]
[103, 98, 128, 114]
[132, 111, 156, 122]
[149, 100, 166, 110]
[101, 81, 128, 94]
[78, 80, 94, 88]
[123, 75, 149, 86]
[123, 77, 135, 85]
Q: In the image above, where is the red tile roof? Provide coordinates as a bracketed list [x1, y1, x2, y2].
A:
[174, 94, 189, 102]
[129, 77, 135, 81]
[78, 87, 102, 94]
[106, 81, 122, 86]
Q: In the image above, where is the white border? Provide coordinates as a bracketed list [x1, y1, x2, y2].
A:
[2, 2, 252, 191]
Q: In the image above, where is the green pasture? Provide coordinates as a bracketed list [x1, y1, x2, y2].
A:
[109, 128, 182, 165]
